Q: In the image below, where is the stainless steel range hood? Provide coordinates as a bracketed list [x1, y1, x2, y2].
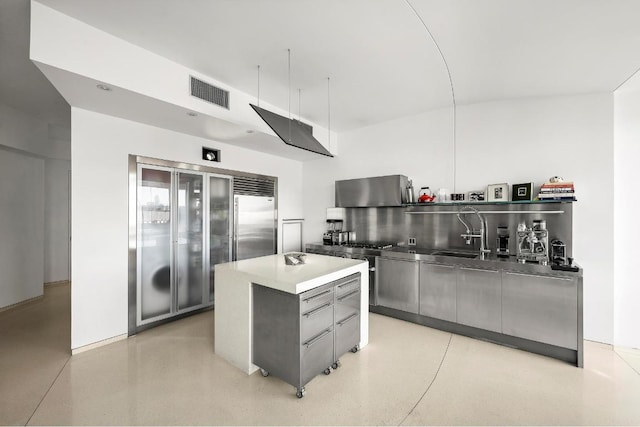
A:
[250, 104, 333, 157]
[335, 175, 409, 207]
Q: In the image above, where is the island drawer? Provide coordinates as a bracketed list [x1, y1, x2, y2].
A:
[335, 312, 360, 358]
[334, 273, 361, 297]
[335, 288, 360, 322]
[301, 327, 334, 385]
[300, 285, 334, 312]
[301, 301, 334, 342]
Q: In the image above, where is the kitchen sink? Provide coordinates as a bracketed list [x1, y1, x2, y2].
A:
[430, 250, 478, 259]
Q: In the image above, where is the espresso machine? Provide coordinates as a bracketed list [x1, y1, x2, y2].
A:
[496, 226, 510, 258]
[516, 220, 549, 264]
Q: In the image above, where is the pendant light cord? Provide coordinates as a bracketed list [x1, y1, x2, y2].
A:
[327, 77, 331, 149]
[257, 64, 260, 107]
[405, 0, 457, 192]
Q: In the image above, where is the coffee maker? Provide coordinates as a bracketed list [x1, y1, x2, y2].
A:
[516, 220, 549, 264]
[323, 220, 351, 245]
[496, 226, 510, 258]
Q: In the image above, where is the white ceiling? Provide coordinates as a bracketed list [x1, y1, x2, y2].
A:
[3, 0, 640, 139]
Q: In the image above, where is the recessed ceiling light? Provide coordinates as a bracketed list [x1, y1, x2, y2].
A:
[96, 84, 112, 91]
[187, 111, 198, 117]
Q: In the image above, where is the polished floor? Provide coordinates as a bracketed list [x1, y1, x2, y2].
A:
[2, 283, 640, 426]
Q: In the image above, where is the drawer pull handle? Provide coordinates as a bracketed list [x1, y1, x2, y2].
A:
[304, 329, 331, 348]
[338, 279, 359, 289]
[337, 313, 359, 326]
[303, 302, 331, 318]
[303, 289, 332, 303]
[338, 290, 360, 302]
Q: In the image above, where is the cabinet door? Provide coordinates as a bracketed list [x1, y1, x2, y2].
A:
[456, 267, 501, 332]
[502, 272, 578, 349]
[176, 171, 205, 312]
[419, 263, 456, 322]
[376, 258, 419, 314]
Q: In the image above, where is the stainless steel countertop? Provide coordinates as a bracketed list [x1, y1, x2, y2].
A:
[306, 243, 582, 278]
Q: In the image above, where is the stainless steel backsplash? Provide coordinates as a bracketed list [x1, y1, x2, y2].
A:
[343, 202, 573, 257]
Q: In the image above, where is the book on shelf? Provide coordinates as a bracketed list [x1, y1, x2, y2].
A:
[537, 194, 576, 200]
[539, 188, 575, 193]
[541, 181, 574, 187]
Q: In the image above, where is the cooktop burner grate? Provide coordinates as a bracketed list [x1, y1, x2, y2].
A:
[342, 242, 394, 250]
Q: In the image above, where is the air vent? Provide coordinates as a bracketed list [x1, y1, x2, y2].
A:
[233, 176, 275, 197]
[190, 76, 229, 109]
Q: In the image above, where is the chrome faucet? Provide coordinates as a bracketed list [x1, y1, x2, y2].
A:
[457, 206, 490, 256]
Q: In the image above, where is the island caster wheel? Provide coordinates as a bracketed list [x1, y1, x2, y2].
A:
[260, 368, 269, 377]
[324, 367, 331, 375]
[351, 345, 360, 353]
[332, 361, 341, 370]
[296, 387, 306, 398]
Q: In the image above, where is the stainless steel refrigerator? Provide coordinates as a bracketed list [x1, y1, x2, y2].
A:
[233, 195, 276, 261]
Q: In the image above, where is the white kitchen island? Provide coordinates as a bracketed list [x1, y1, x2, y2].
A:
[215, 253, 369, 374]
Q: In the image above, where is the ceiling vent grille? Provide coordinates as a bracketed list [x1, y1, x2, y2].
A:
[190, 76, 229, 109]
[233, 176, 275, 197]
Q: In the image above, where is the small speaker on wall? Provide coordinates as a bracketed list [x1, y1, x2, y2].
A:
[202, 147, 221, 162]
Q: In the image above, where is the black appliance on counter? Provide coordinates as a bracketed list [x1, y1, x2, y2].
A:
[305, 242, 394, 307]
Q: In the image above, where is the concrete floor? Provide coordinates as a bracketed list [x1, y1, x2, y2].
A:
[2, 282, 640, 425]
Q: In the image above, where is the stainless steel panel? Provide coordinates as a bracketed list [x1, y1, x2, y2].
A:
[300, 287, 334, 312]
[502, 272, 578, 349]
[335, 289, 360, 323]
[301, 302, 334, 343]
[301, 327, 334, 386]
[456, 267, 502, 332]
[419, 263, 457, 322]
[335, 175, 408, 207]
[234, 195, 276, 261]
[342, 202, 573, 257]
[376, 257, 419, 314]
[335, 312, 360, 358]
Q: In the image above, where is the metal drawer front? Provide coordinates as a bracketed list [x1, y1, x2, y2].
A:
[335, 276, 360, 297]
[335, 313, 360, 358]
[301, 328, 334, 385]
[335, 289, 360, 322]
[300, 287, 334, 312]
[502, 272, 578, 349]
[301, 302, 334, 343]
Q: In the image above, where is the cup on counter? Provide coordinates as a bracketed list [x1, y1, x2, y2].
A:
[436, 188, 451, 203]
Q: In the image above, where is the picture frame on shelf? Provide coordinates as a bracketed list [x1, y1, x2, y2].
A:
[512, 182, 534, 201]
[487, 183, 509, 202]
[468, 191, 485, 202]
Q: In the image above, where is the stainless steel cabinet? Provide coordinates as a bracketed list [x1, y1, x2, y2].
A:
[376, 257, 419, 314]
[419, 263, 456, 322]
[456, 267, 502, 332]
[252, 273, 361, 398]
[502, 272, 578, 349]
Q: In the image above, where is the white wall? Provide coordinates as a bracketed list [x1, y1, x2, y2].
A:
[44, 159, 70, 283]
[71, 108, 304, 349]
[0, 148, 45, 308]
[613, 76, 640, 349]
[303, 93, 614, 344]
[0, 103, 70, 307]
[457, 94, 614, 344]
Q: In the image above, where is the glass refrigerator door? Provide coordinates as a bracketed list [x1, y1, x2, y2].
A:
[208, 175, 232, 303]
[176, 172, 205, 312]
[138, 167, 172, 322]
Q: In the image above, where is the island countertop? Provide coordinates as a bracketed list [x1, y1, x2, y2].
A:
[214, 253, 369, 374]
[215, 253, 367, 294]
